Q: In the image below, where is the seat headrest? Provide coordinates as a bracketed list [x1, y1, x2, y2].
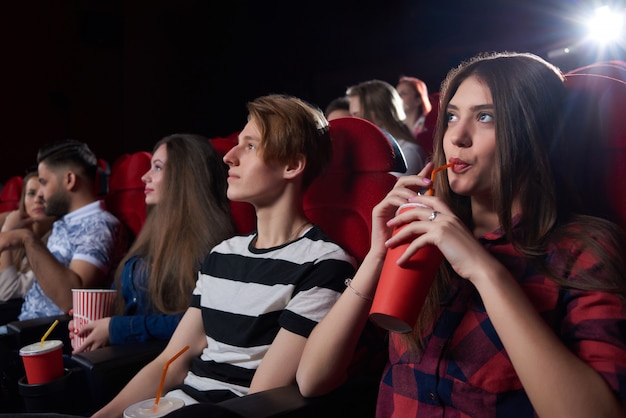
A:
[0, 175, 23, 202]
[210, 136, 239, 157]
[109, 152, 152, 191]
[328, 117, 398, 173]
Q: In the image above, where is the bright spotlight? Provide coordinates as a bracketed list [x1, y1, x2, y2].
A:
[587, 6, 624, 43]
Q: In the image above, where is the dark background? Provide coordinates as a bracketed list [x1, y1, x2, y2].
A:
[2, 0, 622, 184]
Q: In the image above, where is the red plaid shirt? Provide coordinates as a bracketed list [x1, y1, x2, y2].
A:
[375, 225, 626, 417]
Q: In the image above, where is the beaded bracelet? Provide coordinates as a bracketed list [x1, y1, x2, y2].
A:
[344, 278, 373, 302]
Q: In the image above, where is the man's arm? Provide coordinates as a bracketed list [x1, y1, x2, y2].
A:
[17, 229, 106, 312]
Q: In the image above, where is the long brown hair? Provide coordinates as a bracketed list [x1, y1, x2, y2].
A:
[114, 134, 236, 314]
[347, 79, 417, 144]
[410, 52, 626, 350]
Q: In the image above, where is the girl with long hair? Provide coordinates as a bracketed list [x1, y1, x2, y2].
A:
[70, 134, 236, 352]
[298, 52, 626, 417]
[347, 79, 427, 176]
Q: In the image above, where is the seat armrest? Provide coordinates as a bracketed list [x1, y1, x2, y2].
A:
[71, 340, 167, 410]
[217, 384, 312, 417]
[0, 298, 24, 324]
[7, 315, 72, 354]
[217, 377, 379, 418]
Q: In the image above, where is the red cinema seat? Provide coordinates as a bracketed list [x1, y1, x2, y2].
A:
[0, 175, 24, 213]
[304, 116, 399, 264]
[105, 152, 152, 239]
[210, 134, 257, 235]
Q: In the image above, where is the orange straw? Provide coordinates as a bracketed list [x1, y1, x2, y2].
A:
[153, 345, 190, 409]
[426, 163, 453, 196]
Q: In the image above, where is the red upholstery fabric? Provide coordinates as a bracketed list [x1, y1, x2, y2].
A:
[563, 71, 626, 229]
[303, 117, 398, 264]
[210, 135, 256, 235]
[0, 175, 23, 213]
[415, 92, 441, 158]
[210, 135, 238, 156]
[105, 152, 152, 239]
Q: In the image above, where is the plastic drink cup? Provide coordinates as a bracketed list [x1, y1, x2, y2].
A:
[19, 340, 64, 385]
[123, 397, 185, 418]
[369, 203, 443, 333]
[71, 289, 117, 351]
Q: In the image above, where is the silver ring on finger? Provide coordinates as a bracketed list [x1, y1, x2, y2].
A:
[428, 210, 440, 222]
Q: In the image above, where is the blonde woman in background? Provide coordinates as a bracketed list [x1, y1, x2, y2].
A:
[396, 76, 432, 138]
[0, 171, 55, 305]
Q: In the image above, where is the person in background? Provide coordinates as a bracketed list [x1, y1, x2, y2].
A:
[297, 52, 626, 417]
[0, 139, 129, 320]
[92, 94, 356, 418]
[69, 134, 236, 353]
[347, 79, 427, 176]
[396, 75, 432, 138]
[324, 96, 351, 121]
[0, 172, 55, 305]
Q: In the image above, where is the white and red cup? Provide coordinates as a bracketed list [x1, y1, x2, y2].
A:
[19, 340, 64, 385]
[71, 289, 117, 351]
[369, 203, 443, 333]
[123, 397, 185, 418]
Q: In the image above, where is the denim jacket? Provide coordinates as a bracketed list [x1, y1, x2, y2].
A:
[108, 255, 183, 344]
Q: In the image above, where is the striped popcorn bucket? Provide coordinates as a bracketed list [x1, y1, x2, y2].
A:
[71, 289, 117, 351]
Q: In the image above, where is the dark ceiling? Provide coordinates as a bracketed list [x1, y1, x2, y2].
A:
[1, 0, 622, 182]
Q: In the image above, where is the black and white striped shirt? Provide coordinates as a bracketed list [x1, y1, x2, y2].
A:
[182, 225, 356, 398]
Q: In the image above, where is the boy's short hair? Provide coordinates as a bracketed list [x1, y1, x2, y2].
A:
[247, 94, 331, 189]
